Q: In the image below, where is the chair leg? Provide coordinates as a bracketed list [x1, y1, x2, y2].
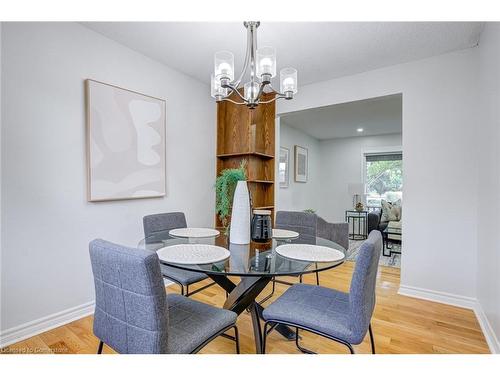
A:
[295, 327, 316, 354]
[185, 284, 189, 296]
[180, 284, 184, 295]
[294, 326, 355, 354]
[262, 322, 270, 354]
[97, 341, 103, 354]
[369, 323, 375, 354]
[299, 274, 303, 283]
[258, 278, 276, 305]
[233, 326, 240, 354]
[315, 271, 320, 286]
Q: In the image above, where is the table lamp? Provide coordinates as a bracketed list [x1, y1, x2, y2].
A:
[348, 182, 365, 209]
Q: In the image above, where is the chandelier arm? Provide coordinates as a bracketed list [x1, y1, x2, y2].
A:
[225, 84, 247, 102]
[257, 94, 286, 105]
[221, 98, 247, 105]
[249, 23, 257, 84]
[255, 83, 267, 102]
[232, 23, 253, 88]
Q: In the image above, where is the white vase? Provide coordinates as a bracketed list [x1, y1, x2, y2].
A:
[229, 181, 251, 244]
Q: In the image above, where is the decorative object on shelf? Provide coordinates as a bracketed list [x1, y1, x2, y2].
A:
[230, 180, 251, 244]
[251, 209, 272, 243]
[347, 182, 365, 209]
[355, 202, 365, 212]
[279, 147, 289, 188]
[294, 145, 308, 182]
[85, 79, 166, 202]
[215, 161, 247, 229]
[211, 21, 298, 109]
[303, 208, 316, 214]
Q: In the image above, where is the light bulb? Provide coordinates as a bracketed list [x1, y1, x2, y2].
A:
[282, 77, 295, 91]
[214, 51, 234, 81]
[256, 47, 276, 78]
[280, 68, 298, 94]
[218, 62, 232, 76]
[259, 57, 273, 74]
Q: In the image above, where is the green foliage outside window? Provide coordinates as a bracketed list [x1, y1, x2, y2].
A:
[366, 160, 403, 196]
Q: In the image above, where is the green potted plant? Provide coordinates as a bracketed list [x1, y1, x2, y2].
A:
[215, 161, 247, 231]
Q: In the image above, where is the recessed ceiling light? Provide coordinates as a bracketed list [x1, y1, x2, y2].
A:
[357, 128, 364, 132]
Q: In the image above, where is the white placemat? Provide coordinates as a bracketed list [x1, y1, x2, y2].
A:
[169, 227, 220, 238]
[272, 229, 300, 240]
[276, 244, 345, 263]
[157, 244, 230, 265]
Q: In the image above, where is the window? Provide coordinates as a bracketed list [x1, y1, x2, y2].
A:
[364, 152, 402, 209]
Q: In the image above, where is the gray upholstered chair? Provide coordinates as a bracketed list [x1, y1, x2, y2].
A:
[275, 211, 317, 245]
[89, 239, 239, 354]
[262, 230, 382, 354]
[259, 211, 319, 304]
[143, 212, 214, 297]
[276, 211, 319, 284]
[316, 216, 349, 251]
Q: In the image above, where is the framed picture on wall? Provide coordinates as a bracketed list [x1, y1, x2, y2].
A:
[279, 147, 290, 188]
[294, 145, 308, 183]
[85, 79, 166, 202]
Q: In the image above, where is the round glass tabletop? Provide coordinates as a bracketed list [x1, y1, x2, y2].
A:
[138, 231, 346, 277]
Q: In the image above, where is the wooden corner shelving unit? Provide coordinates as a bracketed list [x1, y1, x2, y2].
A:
[215, 92, 276, 227]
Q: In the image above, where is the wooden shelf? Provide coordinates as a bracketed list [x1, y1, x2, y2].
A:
[253, 206, 274, 210]
[217, 152, 274, 159]
[247, 180, 274, 184]
[216, 91, 276, 227]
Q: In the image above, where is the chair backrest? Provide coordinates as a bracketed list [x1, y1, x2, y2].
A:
[89, 239, 168, 354]
[143, 212, 187, 243]
[275, 211, 317, 244]
[316, 216, 349, 250]
[348, 230, 382, 342]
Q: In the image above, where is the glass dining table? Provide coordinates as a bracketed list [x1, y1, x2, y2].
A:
[138, 231, 346, 354]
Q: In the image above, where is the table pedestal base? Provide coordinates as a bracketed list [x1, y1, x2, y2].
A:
[209, 274, 296, 353]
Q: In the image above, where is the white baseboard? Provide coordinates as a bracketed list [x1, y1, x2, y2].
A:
[0, 279, 174, 348]
[398, 284, 477, 309]
[474, 302, 500, 354]
[0, 301, 95, 348]
[398, 284, 499, 354]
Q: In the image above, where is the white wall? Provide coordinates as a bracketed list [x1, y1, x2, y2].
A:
[277, 122, 321, 212]
[277, 47, 479, 300]
[0, 23, 215, 334]
[318, 133, 402, 223]
[476, 23, 500, 352]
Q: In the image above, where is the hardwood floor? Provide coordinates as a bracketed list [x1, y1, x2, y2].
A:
[1, 262, 490, 354]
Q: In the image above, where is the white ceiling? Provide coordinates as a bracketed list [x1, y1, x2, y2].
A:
[82, 22, 484, 87]
[280, 94, 402, 140]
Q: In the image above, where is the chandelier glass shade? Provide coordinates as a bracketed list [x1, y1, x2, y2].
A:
[211, 21, 298, 109]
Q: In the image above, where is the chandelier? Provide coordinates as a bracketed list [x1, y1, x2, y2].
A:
[211, 21, 298, 109]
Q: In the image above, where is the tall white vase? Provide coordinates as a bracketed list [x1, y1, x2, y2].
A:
[229, 181, 251, 244]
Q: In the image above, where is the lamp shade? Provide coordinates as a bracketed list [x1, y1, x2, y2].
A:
[348, 182, 365, 195]
[214, 51, 234, 81]
[256, 46, 276, 78]
[280, 67, 298, 94]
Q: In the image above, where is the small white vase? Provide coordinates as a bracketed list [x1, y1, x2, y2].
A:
[229, 181, 251, 244]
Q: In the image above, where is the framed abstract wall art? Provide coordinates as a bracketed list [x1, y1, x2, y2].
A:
[279, 147, 290, 188]
[294, 145, 308, 183]
[85, 79, 166, 201]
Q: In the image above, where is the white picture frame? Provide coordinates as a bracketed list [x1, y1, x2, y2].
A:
[85, 79, 166, 202]
[279, 147, 290, 188]
[294, 145, 308, 183]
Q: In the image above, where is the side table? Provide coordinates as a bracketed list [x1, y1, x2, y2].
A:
[345, 210, 368, 240]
